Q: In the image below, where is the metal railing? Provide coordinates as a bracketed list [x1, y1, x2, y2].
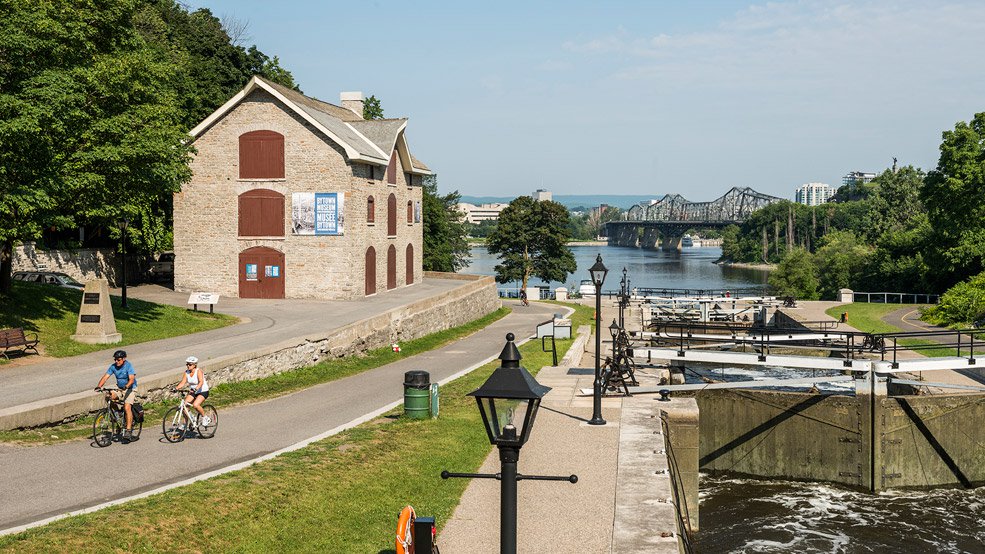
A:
[851, 291, 940, 304]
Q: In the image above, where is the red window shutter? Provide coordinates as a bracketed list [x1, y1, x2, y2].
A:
[240, 131, 285, 179]
[238, 189, 284, 236]
[386, 151, 397, 184]
[387, 193, 397, 236]
[407, 201, 413, 223]
[367, 196, 375, 223]
[406, 244, 414, 285]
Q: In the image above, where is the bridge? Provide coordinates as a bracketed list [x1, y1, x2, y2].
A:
[606, 186, 784, 249]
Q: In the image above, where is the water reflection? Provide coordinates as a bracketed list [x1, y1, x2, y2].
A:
[463, 245, 768, 292]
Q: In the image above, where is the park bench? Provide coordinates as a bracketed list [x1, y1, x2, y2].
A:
[0, 327, 40, 359]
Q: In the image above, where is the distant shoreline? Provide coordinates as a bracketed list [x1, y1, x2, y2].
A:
[717, 261, 776, 271]
[567, 241, 607, 246]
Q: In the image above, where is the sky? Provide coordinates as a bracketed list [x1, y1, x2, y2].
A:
[186, 0, 985, 201]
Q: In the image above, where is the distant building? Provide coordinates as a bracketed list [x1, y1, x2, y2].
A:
[532, 189, 552, 202]
[843, 171, 876, 188]
[794, 182, 834, 206]
[456, 202, 509, 223]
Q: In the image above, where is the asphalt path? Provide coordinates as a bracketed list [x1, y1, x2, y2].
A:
[0, 279, 463, 409]
[0, 301, 555, 532]
[882, 307, 985, 386]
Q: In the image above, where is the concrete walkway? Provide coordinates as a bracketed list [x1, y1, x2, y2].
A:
[0, 301, 554, 533]
[0, 278, 464, 409]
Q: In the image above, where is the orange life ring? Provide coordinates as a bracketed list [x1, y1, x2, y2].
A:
[395, 505, 416, 554]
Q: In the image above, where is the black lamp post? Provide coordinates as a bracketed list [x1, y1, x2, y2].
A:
[588, 254, 608, 425]
[118, 217, 130, 309]
[619, 267, 628, 328]
[441, 333, 576, 554]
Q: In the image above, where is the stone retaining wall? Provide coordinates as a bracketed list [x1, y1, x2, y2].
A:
[12, 243, 119, 284]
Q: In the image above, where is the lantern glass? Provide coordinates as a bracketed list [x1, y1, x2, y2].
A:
[609, 319, 620, 340]
[475, 396, 541, 447]
[588, 254, 608, 288]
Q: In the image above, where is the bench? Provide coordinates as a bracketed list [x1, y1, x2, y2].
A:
[0, 327, 40, 359]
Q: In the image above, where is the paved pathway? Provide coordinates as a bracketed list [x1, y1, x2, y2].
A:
[0, 301, 553, 532]
[0, 279, 463, 409]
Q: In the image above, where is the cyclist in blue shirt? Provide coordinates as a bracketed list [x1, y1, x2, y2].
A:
[95, 350, 138, 442]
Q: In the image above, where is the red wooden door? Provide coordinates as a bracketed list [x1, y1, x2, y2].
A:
[405, 244, 414, 285]
[365, 247, 376, 296]
[387, 245, 396, 290]
[239, 247, 285, 299]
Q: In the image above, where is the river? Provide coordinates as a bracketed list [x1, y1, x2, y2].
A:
[463, 245, 768, 293]
[466, 245, 985, 553]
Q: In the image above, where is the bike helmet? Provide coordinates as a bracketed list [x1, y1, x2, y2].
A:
[113, 350, 127, 359]
[185, 356, 198, 364]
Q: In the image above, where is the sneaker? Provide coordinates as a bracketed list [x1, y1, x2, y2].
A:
[122, 429, 131, 443]
[201, 416, 212, 427]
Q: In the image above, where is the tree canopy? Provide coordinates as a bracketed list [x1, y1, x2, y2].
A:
[421, 175, 470, 273]
[362, 95, 384, 120]
[486, 196, 576, 289]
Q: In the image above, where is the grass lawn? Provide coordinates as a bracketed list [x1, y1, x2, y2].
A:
[825, 303, 957, 357]
[0, 281, 235, 358]
[0, 306, 513, 445]
[0, 302, 592, 553]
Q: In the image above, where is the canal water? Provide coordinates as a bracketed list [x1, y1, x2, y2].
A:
[466, 245, 985, 553]
[463, 245, 768, 293]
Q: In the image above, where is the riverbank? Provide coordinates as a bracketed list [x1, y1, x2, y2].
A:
[716, 260, 775, 271]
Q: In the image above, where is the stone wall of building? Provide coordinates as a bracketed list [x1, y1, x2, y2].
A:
[12, 242, 119, 284]
[174, 88, 423, 299]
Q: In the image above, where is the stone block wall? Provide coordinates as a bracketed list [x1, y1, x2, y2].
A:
[12, 243, 119, 284]
[175, 88, 423, 299]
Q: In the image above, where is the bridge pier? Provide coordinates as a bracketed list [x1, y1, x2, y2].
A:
[640, 227, 661, 249]
[607, 222, 639, 247]
[662, 235, 682, 251]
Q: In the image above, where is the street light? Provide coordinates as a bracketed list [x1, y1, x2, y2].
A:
[118, 217, 130, 309]
[609, 318, 621, 369]
[588, 253, 608, 425]
[441, 333, 576, 554]
[619, 267, 628, 328]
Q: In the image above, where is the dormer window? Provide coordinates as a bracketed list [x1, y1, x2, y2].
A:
[239, 130, 284, 179]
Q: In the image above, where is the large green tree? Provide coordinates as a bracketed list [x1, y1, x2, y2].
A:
[421, 175, 469, 272]
[812, 231, 874, 299]
[0, 0, 193, 294]
[767, 248, 819, 300]
[922, 112, 985, 289]
[486, 196, 576, 290]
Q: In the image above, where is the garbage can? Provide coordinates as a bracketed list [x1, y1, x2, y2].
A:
[404, 370, 431, 419]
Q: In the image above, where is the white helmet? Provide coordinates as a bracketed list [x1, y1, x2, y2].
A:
[185, 356, 198, 364]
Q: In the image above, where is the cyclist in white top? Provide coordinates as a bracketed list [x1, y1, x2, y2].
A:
[175, 356, 212, 427]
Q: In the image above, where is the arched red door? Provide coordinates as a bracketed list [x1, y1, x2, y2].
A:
[387, 245, 397, 290]
[238, 246, 285, 299]
[405, 244, 414, 285]
[365, 247, 377, 296]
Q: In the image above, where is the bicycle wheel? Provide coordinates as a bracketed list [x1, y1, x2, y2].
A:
[162, 406, 189, 443]
[128, 418, 143, 441]
[93, 409, 114, 447]
[197, 405, 218, 439]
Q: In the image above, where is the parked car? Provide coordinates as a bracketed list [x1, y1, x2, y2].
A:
[577, 279, 596, 296]
[147, 252, 174, 281]
[12, 271, 85, 290]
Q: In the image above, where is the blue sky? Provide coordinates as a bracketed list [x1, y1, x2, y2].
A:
[187, 0, 985, 201]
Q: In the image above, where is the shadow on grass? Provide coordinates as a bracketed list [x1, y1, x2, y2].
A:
[0, 281, 81, 332]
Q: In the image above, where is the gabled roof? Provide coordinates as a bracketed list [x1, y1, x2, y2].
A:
[188, 76, 431, 174]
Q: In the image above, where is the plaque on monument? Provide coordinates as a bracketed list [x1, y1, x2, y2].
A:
[70, 280, 122, 344]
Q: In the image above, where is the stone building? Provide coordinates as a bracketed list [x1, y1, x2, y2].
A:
[175, 76, 430, 299]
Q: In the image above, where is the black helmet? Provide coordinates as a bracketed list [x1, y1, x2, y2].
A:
[113, 350, 127, 359]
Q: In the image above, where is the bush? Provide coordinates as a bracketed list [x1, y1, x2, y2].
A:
[923, 271, 985, 327]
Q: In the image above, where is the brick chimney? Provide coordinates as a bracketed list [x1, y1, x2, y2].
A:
[340, 91, 364, 118]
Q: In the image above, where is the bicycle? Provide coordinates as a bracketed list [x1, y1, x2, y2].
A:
[93, 388, 143, 447]
[163, 388, 218, 442]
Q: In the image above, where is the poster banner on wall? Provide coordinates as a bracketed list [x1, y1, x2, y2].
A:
[292, 192, 345, 235]
[414, 200, 421, 223]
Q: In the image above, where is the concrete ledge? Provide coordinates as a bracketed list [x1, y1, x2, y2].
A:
[0, 276, 501, 431]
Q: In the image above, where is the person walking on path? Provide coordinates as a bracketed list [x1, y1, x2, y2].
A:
[520, 288, 529, 307]
[94, 350, 137, 442]
[174, 356, 212, 427]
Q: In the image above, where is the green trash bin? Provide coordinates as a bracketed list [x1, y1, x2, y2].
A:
[404, 370, 430, 419]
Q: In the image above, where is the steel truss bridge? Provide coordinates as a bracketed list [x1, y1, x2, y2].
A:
[607, 187, 784, 249]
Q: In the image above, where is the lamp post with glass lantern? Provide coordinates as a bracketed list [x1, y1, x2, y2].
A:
[588, 254, 608, 425]
[441, 333, 577, 554]
[118, 217, 130, 309]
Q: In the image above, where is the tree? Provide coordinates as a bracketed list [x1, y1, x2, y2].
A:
[363, 95, 384, 120]
[486, 196, 576, 290]
[0, 0, 193, 294]
[922, 112, 985, 288]
[812, 231, 874, 300]
[421, 175, 469, 272]
[768, 248, 819, 300]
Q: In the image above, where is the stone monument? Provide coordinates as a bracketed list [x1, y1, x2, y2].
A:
[70, 280, 122, 344]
